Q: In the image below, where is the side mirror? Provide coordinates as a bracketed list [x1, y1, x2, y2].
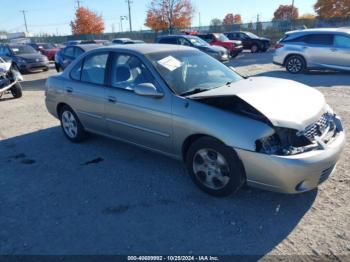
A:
[134, 83, 163, 98]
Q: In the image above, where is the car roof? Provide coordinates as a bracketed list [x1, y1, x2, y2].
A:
[286, 28, 350, 35]
[157, 34, 197, 39]
[89, 43, 196, 55]
[7, 43, 31, 47]
[112, 38, 132, 41]
[70, 44, 102, 51]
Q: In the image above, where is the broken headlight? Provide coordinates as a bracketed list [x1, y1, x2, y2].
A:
[256, 134, 282, 155]
[256, 127, 318, 156]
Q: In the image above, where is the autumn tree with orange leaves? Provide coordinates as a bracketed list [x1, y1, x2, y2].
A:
[70, 7, 105, 35]
[314, 0, 350, 18]
[223, 13, 242, 25]
[273, 5, 299, 21]
[145, 0, 194, 33]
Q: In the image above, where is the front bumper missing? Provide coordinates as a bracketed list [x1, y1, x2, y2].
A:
[235, 117, 345, 194]
[0, 80, 18, 93]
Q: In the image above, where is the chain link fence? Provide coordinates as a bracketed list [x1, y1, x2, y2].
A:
[28, 17, 350, 45]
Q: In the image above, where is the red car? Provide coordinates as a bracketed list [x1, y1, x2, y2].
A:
[28, 43, 60, 61]
[197, 33, 243, 57]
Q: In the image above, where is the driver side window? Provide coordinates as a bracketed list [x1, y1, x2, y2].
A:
[179, 38, 191, 46]
[110, 53, 155, 90]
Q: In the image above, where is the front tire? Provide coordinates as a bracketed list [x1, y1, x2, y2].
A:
[59, 105, 86, 143]
[11, 83, 23, 98]
[55, 63, 62, 72]
[285, 55, 306, 74]
[185, 137, 245, 197]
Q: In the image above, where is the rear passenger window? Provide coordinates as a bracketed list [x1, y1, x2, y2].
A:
[303, 34, 333, 45]
[74, 47, 84, 57]
[81, 52, 109, 85]
[159, 38, 178, 44]
[64, 47, 75, 57]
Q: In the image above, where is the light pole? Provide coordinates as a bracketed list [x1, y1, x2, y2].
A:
[120, 16, 128, 32]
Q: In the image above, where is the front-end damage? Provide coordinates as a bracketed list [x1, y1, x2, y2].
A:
[192, 94, 345, 193]
[193, 95, 341, 157]
[0, 57, 23, 99]
[256, 112, 342, 156]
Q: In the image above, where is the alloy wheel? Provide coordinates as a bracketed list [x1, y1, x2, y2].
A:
[193, 148, 230, 190]
[61, 111, 78, 138]
[287, 58, 303, 73]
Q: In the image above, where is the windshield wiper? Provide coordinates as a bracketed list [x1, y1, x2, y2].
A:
[180, 88, 211, 96]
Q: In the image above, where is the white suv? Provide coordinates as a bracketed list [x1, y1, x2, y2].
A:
[273, 28, 350, 74]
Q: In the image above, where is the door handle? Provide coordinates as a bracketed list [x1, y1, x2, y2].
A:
[107, 96, 117, 103]
[330, 48, 338, 52]
[66, 87, 73, 93]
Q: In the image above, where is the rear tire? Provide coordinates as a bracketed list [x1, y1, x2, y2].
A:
[285, 55, 306, 74]
[185, 137, 245, 197]
[59, 105, 86, 143]
[11, 83, 23, 98]
[251, 44, 259, 53]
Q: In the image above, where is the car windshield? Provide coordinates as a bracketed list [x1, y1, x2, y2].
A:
[246, 32, 259, 39]
[39, 43, 55, 49]
[147, 50, 242, 96]
[10, 45, 37, 55]
[214, 33, 230, 42]
[188, 37, 209, 47]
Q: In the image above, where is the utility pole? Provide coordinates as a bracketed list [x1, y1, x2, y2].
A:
[256, 13, 260, 35]
[20, 10, 28, 32]
[126, 0, 132, 31]
[76, 0, 82, 8]
[120, 16, 127, 32]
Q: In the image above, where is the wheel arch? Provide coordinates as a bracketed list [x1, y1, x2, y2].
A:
[56, 102, 72, 117]
[182, 134, 230, 161]
[283, 53, 307, 67]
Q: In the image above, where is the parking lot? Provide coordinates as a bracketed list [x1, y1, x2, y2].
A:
[0, 51, 349, 257]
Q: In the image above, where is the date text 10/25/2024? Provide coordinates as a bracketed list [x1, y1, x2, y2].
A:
[127, 256, 220, 261]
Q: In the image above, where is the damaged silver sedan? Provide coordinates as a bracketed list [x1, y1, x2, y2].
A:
[45, 44, 345, 196]
[0, 57, 23, 99]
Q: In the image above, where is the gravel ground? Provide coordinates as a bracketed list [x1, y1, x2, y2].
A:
[0, 53, 349, 259]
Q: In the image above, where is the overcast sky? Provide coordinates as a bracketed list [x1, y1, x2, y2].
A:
[0, 0, 316, 35]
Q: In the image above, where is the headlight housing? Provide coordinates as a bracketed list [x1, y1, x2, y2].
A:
[256, 134, 281, 155]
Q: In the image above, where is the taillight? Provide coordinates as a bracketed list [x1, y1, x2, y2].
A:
[275, 43, 284, 49]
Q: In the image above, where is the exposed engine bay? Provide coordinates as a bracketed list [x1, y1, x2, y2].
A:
[193, 95, 339, 156]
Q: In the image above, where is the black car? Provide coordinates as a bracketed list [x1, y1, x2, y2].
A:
[0, 44, 49, 73]
[54, 44, 101, 72]
[225, 31, 270, 53]
[156, 35, 229, 62]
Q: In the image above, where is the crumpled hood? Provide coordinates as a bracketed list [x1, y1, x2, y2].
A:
[190, 77, 327, 130]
